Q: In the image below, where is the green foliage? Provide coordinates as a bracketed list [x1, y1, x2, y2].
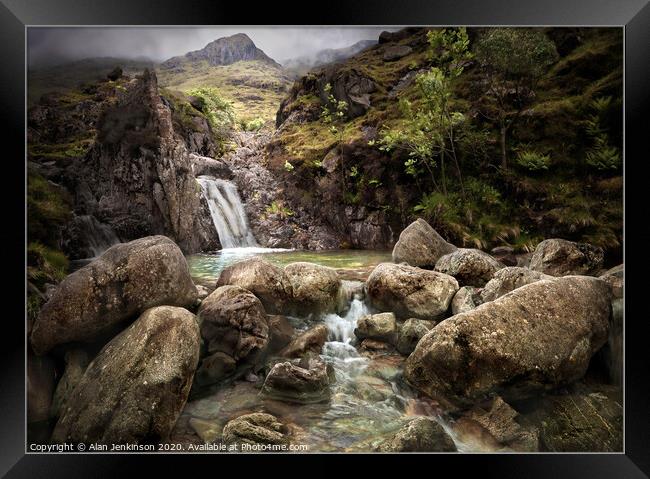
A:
[284, 160, 294, 172]
[187, 87, 235, 150]
[240, 117, 265, 131]
[27, 169, 72, 247]
[27, 242, 69, 288]
[320, 83, 349, 139]
[265, 201, 294, 219]
[584, 96, 621, 171]
[475, 28, 559, 79]
[515, 149, 552, 172]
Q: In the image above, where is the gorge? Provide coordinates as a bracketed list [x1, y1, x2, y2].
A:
[26, 27, 623, 453]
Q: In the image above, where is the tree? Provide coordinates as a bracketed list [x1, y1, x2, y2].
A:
[474, 28, 559, 169]
[378, 28, 473, 196]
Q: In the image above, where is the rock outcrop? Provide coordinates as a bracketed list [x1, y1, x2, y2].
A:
[31, 236, 198, 355]
[51, 306, 200, 444]
[405, 276, 611, 406]
[392, 218, 456, 269]
[529, 239, 604, 276]
[367, 263, 459, 320]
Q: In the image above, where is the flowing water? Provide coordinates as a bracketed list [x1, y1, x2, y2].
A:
[75, 215, 120, 259]
[197, 176, 259, 248]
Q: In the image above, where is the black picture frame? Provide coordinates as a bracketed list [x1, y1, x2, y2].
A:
[3, 0, 648, 476]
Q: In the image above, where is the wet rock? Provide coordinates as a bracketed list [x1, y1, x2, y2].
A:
[435, 248, 505, 287]
[280, 324, 328, 358]
[354, 375, 394, 401]
[31, 236, 198, 355]
[285, 262, 341, 315]
[396, 318, 435, 355]
[189, 417, 221, 443]
[461, 397, 538, 452]
[267, 315, 295, 352]
[531, 385, 622, 452]
[198, 285, 269, 367]
[27, 352, 56, 424]
[195, 351, 237, 386]
[189, 153, 233, 178]
[51, 306, 200, 444]
[383, 45, 413, 61]
[50, 349, 89, 419]
[480, 267, 552, 303]
[405, 276, 611, 407]
[367, 263, 459, 320]
[451, 286, 482, 314]
[355, 312, 398, 345]
[599, 264, 623, 299]
[376, 417, 457, 452]
[359, 339, 395, 352]
[222, 413, 289, 446]
[529, 239, 604, 276]
[261, 357, 333, 404]
[216, 257, 293, 314]
[392, 218, 456, 269]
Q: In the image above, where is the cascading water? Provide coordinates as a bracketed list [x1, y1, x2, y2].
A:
[75, 215, 120, 259]
[197, 176, 259, 249]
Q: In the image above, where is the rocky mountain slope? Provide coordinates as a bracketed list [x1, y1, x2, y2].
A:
[282, 39, 377, 77]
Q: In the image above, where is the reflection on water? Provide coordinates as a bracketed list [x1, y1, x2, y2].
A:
[187, 248, 392, 284]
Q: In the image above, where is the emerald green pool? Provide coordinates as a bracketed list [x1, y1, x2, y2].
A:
[187, 248, 393, 284]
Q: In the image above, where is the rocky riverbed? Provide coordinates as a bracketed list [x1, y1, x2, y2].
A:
[27, 221, 623, 452]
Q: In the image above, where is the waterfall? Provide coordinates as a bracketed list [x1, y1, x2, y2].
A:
[74, 215, 120, 259]
[197, 176, 259, 249]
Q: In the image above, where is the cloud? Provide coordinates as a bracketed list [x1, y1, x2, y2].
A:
[28, 27, 399, 67]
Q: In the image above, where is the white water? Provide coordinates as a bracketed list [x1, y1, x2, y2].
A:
[197, 176, 259, 249]
[76, 215, 120, 258]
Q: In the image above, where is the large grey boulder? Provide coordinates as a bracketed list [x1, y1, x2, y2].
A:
[392, 218, 456, 269]
[31, 236, 198, 355]
[354, 312, 398, 345]
[435, 248, 505, 287]
[216, 257, 293, 314]
[261, 357, 333, 404]
[599, 264, 623, 299]
[198, 285, 269, 370]
[51, 306, 200, 444]
[376, 417, 457, 452]
[529, 239, 604, 276]
[284, 262, 341, 316]
[367, 263, 459, 320]
[405, 276, 611, 407]
[451, 286, 482, 314]
[480, 267, 552, 303]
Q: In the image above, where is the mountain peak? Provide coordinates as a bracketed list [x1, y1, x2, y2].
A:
[162, 33, 280, 69]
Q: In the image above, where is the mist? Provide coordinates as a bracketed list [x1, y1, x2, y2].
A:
[27, 27, 399, 68]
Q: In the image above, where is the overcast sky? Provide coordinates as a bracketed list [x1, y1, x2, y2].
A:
[28, 27, 398, 67]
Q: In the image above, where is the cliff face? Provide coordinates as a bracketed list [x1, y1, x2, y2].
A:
[28, 69, 220, 258]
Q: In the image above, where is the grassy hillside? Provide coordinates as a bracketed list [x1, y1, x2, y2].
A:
[157, 60, 292, 128]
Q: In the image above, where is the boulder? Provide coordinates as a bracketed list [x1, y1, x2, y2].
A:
[189, 153, 233, 179]
[480, 267, 552, 303]
[435, 248, 505, 287]
[451, 286, 482, 314]
[222, 413, 289, 446]
[354, 312, 398, 345]
[529, 239, 604, 276]
[392, 218, 456, 269]
[198, 285, 269, 366]
[396, 318, 436, 355]
[459, 397, 538, 452]
[367, 263, 459, 320]
[267, 315, 295, 352]
[490, 246, 518, 266]
[405, 276, 611, 407]
[261, 357, 333, 404]
[216, 257, 293, 314]
[195, 351, 237, 386]
[383, 45, 413, 61]
[599, 264, 623, 299]
[27, 353, 56, 424]
[284, 262, 341, 315]
[50, 349, 89, 419]
[280, 324, 328, 358]
[51, 306, 200, 444]
[31, 236, 198, 355]
[376, 417, 457, 452]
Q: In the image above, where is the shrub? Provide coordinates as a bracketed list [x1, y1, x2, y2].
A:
[265, 201, 294, 219]
[240, 117, 265, 131]
[27, 242, 69, 288]
[187, 87, 235, 151]
[515, 150, 551, 172]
